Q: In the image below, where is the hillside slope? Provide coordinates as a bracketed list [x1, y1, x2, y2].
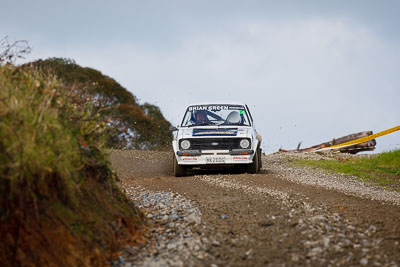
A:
[0, 65, 146, 266]
[23, 58, 171, 150]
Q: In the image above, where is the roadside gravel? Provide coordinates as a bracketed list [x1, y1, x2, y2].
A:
[114, 185, 207, 267]
[267, 152, 400, 205]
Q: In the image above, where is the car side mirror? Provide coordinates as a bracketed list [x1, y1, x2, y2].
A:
[169, 125, 178, 131]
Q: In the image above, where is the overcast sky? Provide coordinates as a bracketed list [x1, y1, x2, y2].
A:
[2, 0, 399, 153]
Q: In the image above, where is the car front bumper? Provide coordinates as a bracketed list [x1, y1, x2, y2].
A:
[176, 149, 255, 165]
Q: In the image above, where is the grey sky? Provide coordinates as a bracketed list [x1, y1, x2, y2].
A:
[2, 0, 399, 152]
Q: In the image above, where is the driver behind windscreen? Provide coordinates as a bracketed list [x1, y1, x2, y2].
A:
[194, 110, 210, 125]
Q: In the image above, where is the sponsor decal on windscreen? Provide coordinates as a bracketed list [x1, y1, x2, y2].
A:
[188, 105, 244, 111]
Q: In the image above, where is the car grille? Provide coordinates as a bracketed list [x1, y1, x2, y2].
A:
[180, 138, 250, 150]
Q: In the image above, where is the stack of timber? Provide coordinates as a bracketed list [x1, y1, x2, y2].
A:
[279, 131, 376, 154]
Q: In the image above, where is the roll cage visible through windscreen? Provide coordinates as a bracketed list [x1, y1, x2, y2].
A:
[181, 104, 251, 127]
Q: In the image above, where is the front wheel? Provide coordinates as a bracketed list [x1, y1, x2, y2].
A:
[246, 149, 259, 174]
[173, 153, 186, 177]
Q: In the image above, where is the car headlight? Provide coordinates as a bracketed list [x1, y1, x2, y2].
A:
[240, 139, 250, 149]
[181, 140, 191, 150]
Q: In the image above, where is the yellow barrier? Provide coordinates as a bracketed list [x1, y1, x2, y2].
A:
[317, 125, 400, 151]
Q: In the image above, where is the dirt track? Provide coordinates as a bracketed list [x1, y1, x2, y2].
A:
[110, 150, 400, 266]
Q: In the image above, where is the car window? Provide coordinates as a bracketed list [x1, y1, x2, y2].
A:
[181, 104, 251, 127]
[245, 104, 254, 123]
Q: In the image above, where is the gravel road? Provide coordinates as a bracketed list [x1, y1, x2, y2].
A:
[110, 150, 400, 267]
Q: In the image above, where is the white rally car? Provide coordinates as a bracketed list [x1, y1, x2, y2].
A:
[171, 102, 262, 176]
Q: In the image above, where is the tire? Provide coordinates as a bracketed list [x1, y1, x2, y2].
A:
[257, 148, 262, 172]
[173, 154, 186, 177]
[247, 149, 259, 174]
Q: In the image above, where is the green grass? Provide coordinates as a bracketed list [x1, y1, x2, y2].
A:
[0, 65, 112, 209]
[0, 64, 146, 266]
[293, 150, 400, 191]
[0, 64, 132, 230]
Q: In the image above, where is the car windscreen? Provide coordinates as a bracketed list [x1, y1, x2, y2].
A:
[181, 104, 251, 127]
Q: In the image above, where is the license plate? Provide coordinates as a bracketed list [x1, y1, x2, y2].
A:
[206, 157, 226, 164]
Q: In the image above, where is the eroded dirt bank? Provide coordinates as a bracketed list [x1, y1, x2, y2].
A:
[110, 150, 400, 266]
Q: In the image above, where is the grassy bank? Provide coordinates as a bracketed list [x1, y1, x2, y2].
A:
[0, 65, 145, 266]
[294, 150, 400, 191]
